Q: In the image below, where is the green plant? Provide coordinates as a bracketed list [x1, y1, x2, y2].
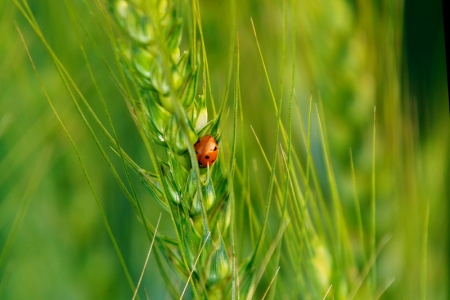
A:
[107, 0, 234, 297]
[2, 0, 448, 299]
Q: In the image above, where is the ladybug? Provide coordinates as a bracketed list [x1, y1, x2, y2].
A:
[194, 135, 219, 168]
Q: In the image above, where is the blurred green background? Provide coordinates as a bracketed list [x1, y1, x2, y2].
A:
[1, 0, 448, 299]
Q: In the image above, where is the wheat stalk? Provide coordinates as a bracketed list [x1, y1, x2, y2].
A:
[108, 0, 232, 297]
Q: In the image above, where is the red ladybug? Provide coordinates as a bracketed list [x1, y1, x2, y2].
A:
[194, 135, 219, 168]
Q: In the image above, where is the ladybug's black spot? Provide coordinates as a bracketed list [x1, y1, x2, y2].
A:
[205, 155, 210, 159]
[214, 147, 217, 151]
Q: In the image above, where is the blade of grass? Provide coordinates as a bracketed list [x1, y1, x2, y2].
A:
[350, 148, 366, 260]
[192, 0, 216, 115]
[420, 199, 430, 300]
[180, 231, 211, 300]
[370, 106, 377, 292]
[348, 234, 391, 300]
[230, 28, 240, 300]
[374, 277, 395, 300]
[269, 0, 295, 295]
[153, 247, 182, 299]
[315, 102, 342, 253]
[245, 217, 289, 300]
[132, 213, 162, 300]
[316, 99, 357, 277]
[261, 266, 281, 300]
[322, 285, 332, 300]
[250, 19, 277, 113]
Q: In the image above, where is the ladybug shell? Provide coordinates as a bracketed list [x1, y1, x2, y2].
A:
[194, 135, 219, 168]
